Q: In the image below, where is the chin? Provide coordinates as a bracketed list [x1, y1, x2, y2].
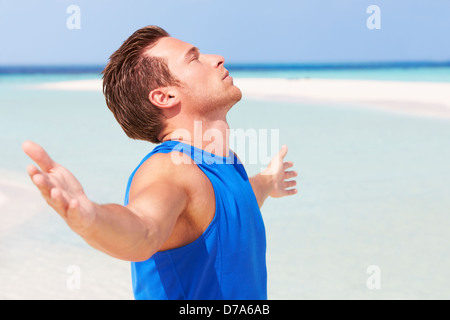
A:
[225, 87, 242, 111]
[203, 86, 243, 114]
[231, 85, 243, 103]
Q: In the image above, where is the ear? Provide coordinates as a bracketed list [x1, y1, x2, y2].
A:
[149, 87, 179, 109]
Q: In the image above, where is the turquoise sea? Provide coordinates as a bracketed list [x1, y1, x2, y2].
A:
[1, 65, 450, 299]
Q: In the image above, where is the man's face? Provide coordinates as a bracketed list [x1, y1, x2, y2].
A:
[146, 37, 242, 116]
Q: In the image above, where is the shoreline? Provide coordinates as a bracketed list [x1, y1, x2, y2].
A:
[29, 77, 450, 119]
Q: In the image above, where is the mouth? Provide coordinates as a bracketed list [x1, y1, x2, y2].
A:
[222, 70, 231, 80]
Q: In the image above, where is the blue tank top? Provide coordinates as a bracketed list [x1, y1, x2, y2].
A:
[124, 141, 267, 300]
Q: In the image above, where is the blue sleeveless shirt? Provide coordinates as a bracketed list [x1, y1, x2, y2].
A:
[124, 141, 267, 300]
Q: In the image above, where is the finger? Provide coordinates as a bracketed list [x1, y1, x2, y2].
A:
[284, 170, 298, 180]
[22, 140, 57, 173]
[284, 180, 297, 189]
[50, 187, 69, 216]
[283, 161, 294, 170]
[26, 164, 40, 176]
[284, 188, 298, 196]
[27, 164, 52, 199]
[278, 145, 288, 159]
[66, 198, 83, 225]
[31, 172, 54, 199]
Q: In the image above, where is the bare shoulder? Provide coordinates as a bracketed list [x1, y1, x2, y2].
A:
[128, 150, 216, 251]
[131, 152, 197, 188]
[128, 150, 213, 204]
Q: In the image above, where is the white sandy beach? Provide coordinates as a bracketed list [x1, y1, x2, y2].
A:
[0, 169, 47, 235]
[31, 77, 450, 119]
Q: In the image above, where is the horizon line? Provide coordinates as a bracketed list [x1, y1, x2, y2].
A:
[1, 60, 450, 74]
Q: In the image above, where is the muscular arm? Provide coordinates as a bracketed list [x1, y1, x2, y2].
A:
[22, 141, 187, 262]
[84, 181, 187, 261]
[249, 145, 298, 208]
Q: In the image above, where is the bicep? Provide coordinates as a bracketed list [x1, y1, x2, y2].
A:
[126, 180, 188, 252]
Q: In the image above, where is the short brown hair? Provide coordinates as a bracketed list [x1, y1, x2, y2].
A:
[102, 25, 179, 143]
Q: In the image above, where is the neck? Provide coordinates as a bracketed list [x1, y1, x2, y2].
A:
[161, 115, 231, 157]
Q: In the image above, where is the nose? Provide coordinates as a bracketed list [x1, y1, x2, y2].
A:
[205, 54, 225, 68]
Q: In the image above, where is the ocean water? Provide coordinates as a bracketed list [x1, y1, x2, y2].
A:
[232, 66, 450, 82]
[1, 67, 450, 299]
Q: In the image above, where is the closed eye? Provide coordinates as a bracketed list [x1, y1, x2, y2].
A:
[185, 46, 200, 63]
[190, 54, 199, 62]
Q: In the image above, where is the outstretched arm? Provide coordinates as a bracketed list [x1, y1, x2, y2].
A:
[22, 141, 186, 261]
[249, 145, 298, 208]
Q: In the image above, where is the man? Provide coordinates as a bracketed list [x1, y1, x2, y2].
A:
[22, 26, 298, 299]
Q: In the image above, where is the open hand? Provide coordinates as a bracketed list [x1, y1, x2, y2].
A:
[262, 145, 298, 198]
[22, 141, 95, 235]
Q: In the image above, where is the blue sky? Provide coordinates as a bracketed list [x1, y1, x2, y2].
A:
[1, 0, 449, 65]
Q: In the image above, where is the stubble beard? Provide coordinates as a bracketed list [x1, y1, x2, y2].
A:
[186, 82, 243, 119]
[211, 84, 242, 115]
